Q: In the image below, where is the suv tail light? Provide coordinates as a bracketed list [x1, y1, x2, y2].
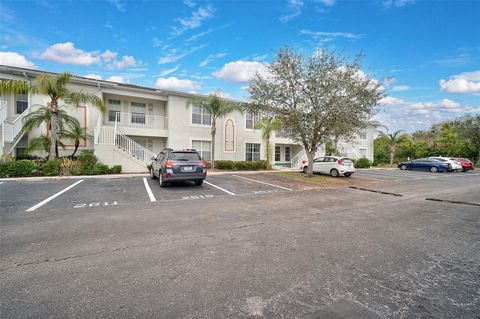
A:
[338, 159, 343, 165]
[165, 160, 175, 168]
[302, 160, 308, 164]
[200, 160, 207, 168]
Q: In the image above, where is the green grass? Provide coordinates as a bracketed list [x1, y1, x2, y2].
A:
[372, 163, 397, 168]
[267, 171, 348, 185]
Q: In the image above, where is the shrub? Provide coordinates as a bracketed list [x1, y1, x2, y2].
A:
[215, 160, 234, 170]
[1, 160, 39, 177]
[354, 158, 371, 168]
[60, 158, 80, 176]
[93, 163, 109, 175]
[42, 159, 61, 176]
[108, 165, 122, 174]
[77, 150, 97, 174]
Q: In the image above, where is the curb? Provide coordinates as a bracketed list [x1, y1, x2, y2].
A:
[0, 168, 299, 182]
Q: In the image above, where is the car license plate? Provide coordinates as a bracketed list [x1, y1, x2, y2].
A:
[182, 166, 193, 172]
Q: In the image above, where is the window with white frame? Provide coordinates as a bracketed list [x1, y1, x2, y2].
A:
[131, 101, 146, 124]
[245, 112, 260, 130]
[246, 143, 261, 161]
[192, 140, 211, 160]
[15, 93, 28, 114]
[108, 99, 121, 122]
[275, 146, 281, 161]
[359, 129, 367, 140]
[360, 148, 367, 158]
[285, 146, 291, 161]
[192, 104, 211, 125]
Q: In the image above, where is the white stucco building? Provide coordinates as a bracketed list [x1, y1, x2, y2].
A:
[0, 65, 375, 172]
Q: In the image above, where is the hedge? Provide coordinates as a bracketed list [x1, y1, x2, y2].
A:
[0, 150, 122, 178]
[213, 160, 269, 171]
[353, 158, 371, 168]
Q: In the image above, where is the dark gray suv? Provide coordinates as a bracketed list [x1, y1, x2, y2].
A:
[149, 148, 207, 187]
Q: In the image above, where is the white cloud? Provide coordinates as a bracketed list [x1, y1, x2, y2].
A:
[39, 42, 140, 69]
[155, 77, 201, 91]
[158, 45, 205, 64]
[391, 85, 410, 91]
[300, 29, 364, 41]
[107, 55, 139, 70]
[214, 61, 269, 83]
[171, 5, 215, 36]
[0, 51, 37, 69]
[183, 0, 196, 7]
[83, 73, 102, 80]
[199, 53, 227, 67]
[40, 42, 101, 65]
[105, 0, 126, 12]
[280, 0, 304, 22]
[315, 0, 336, 5]
[439, 70, 480, 94]
[382, 0, 415, 8]
[158, 65, 180, 77]
[106, 75, 125, 83]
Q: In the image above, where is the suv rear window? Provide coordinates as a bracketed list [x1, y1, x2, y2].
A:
[169, 152, 201, 161]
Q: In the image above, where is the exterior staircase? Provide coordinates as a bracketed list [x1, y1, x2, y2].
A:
[1, 99, 30, 156]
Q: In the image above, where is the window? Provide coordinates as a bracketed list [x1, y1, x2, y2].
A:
[224, 119, 235, 152]
[131, 102, 146, 124]
[359, 129, 367, 140]
[15, 94, 28, 114]
[285, 146, 291, 161]
[192, 104, 211, 125]
[108, 99, 121, 122]
[192, 140, 211, 160]
[275, 146, 281, 161]
[360, 148, 367, 158]
[246, 143, 260, 161]
[245, 112, 259, 130]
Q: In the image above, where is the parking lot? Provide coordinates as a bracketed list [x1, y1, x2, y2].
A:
[1, 169, 479, 318]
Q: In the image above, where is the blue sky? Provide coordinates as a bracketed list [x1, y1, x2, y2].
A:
[0, 0, 479, 132]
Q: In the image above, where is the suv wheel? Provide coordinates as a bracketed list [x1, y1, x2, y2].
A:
[400, 164, 407, 170]
[430, 166, 438, 173]
[159, 171, 167, 187]
[150, 168, 156, 179]
[302, 166, 308, 174]
[195, 179, 203, 186]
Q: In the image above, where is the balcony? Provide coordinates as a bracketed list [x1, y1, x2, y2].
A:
[106, 112, 168, 137]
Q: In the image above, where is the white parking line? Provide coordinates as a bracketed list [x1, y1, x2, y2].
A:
[143, 177, 157, 202]
[26, 180, 84, 212]
[232, 175, 293, 191]
[204, 180, 235, 195]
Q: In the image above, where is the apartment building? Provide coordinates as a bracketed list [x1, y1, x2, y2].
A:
[0, 65, 375, 172]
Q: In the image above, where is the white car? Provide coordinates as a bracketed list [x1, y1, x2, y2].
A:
[301, 156, 355, 177]
[428, 157, 462, 171]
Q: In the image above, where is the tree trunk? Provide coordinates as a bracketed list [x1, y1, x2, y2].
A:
[389, 146, 395, 165]
[49, 108, 59, 160]
[72, 140, 79, 157]
[305, 149, 315, 178]
[211, 120, 216, 171]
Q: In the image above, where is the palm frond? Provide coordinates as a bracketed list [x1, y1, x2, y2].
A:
[65, 90, 107, 112]
[0, 79, 30, 95]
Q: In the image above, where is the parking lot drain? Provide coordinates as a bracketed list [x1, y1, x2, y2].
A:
[348, 186, 403, 197]
[425, 198, 480, 207]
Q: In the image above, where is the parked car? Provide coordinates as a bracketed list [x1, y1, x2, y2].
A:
[398, 158, 450, 173]
[301, 156, 355, 177]
[150, 148, 207, 187]
[451, 157, 474, 172]
[428, 157, 462, 172]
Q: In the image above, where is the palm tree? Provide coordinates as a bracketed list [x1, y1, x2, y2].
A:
[61, 120, 93, 157]
[25, 135, 65, 157]
[379, 130, 405, 165]
[0, 73, 106, 159]
[190, 93, 242, 170]
[255, 117, 282, 167]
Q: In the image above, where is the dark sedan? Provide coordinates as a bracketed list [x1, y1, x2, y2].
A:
[398, 158, 451, 173]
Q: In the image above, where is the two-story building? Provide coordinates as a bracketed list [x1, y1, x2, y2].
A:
[0, 65, 375, 172]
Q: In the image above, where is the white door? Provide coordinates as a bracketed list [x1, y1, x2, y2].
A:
[312, 157, 324, 172]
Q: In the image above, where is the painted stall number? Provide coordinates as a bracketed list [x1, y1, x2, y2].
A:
[253, 190, 279, 194]
[182, 194, 214, 200]
[74, 202, 118, 208]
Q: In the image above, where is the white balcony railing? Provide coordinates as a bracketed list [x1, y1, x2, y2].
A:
[0, 100, 7, 124]
[106, 111, 168, 130]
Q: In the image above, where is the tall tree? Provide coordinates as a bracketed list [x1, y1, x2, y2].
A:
[0, 73, 105, 159]
[379, 130, 406, 164]
[255, 117, 282, 167]
[190, 93, 242, 170]
[247, 47, 383, 176]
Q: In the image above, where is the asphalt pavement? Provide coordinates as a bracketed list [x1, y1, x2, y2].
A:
[0, 169, 479, 318]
